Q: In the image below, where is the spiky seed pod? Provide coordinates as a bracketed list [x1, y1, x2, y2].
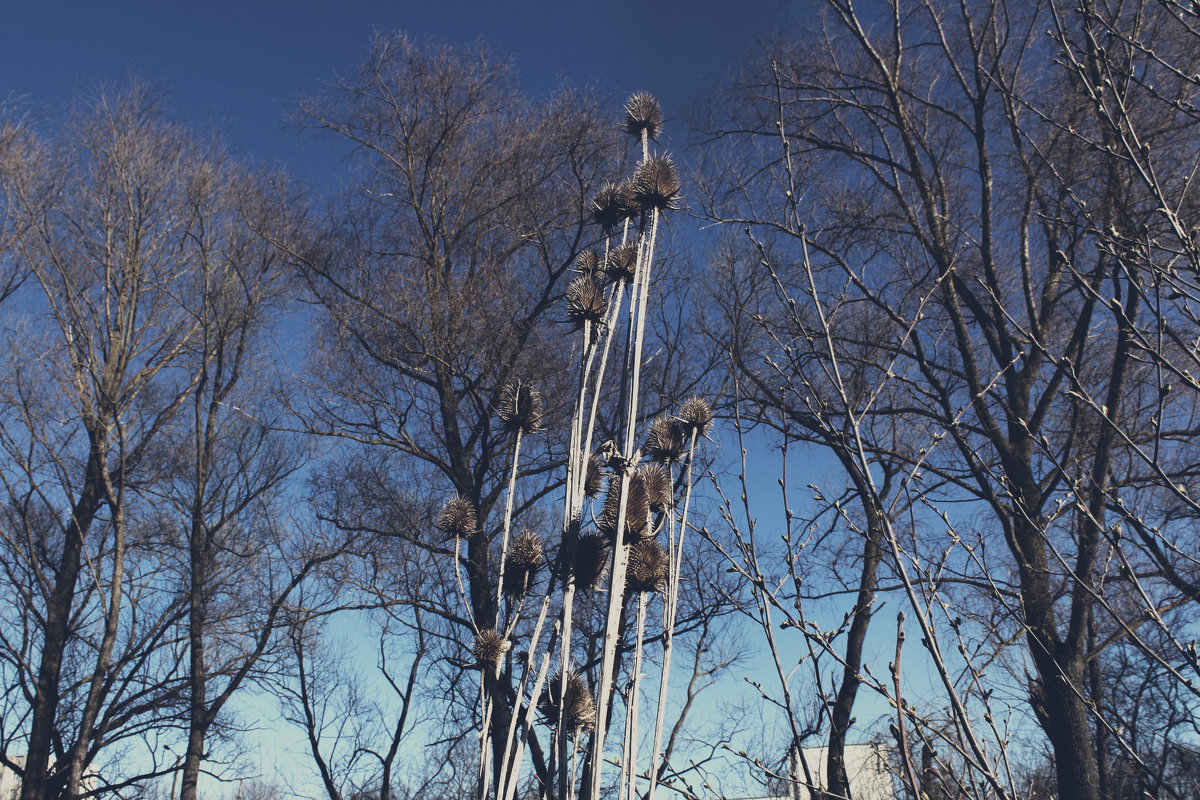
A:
[638, 463, 672, 512]
[498, 379, 543, 435]
[503, 530, 545, 597]
[566, 276, 607, 330]
[438, 496, 478, 539]
[472, 628, 510, 669]
[598, 472, 650, 540]
[632, 155, 681, 212]
[590, 182, 635, 234]
[617, 177, 642, 220]
[644, 415, 686, 464]
[571, 532, 611, 591]
[541, 671, 596, 733]
[627, 538, 669, 594]
[624, 92, 664, 142]
[574, 249, 602, 279]
[605, 243, 639, 284]
[678, 396, 714, 438]
[584, 452, 606, 499]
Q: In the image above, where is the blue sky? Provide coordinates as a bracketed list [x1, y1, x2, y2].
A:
[2, 0, 803, 184]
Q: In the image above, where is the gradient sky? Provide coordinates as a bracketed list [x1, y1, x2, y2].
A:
[2, 0, 804, 184]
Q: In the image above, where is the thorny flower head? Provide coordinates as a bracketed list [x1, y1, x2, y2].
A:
[498, 379, 544, 435]
[566, 276, 607, 331]
[541, 671, 596, 733]
[584, 452, 606, 499]
[472, 628, 510, 669]
[678, 396, 714, 438]
[627, 538, 669, 594]
[631, 155, 681, 212]
[437, 496, 478, 539]
[570, 532, 611, 591]
[638, 463, 672, 512]
[605, 243, 639, 285]
[598, 471, 651, 540]
[624, 92, 663, 142]
[503, 530, 545, 597]
[644, 415, 686, 464]
[590, 182, 638, 234]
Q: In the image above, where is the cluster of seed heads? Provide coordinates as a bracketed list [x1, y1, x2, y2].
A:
[438, 496, 478, 539]
[541, 671, 597, 733]
[503, 530, 545, 597]
[498, 379, 544, 435]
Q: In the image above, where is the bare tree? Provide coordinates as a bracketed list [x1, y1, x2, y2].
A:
[701, 2, 1200, 799]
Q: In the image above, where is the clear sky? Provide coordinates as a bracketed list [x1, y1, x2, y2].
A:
[1, 0, 804, 184]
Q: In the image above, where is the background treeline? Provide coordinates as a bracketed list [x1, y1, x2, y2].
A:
[2, 1, 1200, 799]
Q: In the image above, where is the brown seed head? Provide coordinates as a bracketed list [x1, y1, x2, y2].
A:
[624, 92, 664, 142]
[638, 463, 672, 512]
[627, 538, 670, 594]
[632, 155, 681, 212]
[571, 532, 611, 591]
[598, 472, 650, 540]
[678, 396, 714, 438]
[605, 243, 639, 284]
[472, 628, 510, 669]
[590, 182, 637, 234]
[644, 416, 686, 464]
[541, 671, 596, 733]
[574, 249, 602, 279]
[503, 530, 545, 597]
[584, 452, 606, 499]
[566, 276, 607, 330]
[437, 496, 478, 539]
[498, 380, 544, 435]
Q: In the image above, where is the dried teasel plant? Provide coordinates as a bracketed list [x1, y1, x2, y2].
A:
[631, 155, 681, 212]
[605, 242, 639, 284]
[584, 452, 606, 498]
[566, 276, 607, 331]
[497, 379, 544, 435]
[678, 396, 714, 438]
[590, 181, 637, 235]
[644, 415, 686, 464]
[541, 671, 596, 734]
[598, 471, 651, 540]
[473, 628, 510, 670]
[626, 538, 669, 594]
[637, 463, 672, 512]
[624, 91, 664, 142]
[438, 496, 478, 539]
[570, 532, 611, 592]
[502, 530, 545, 598]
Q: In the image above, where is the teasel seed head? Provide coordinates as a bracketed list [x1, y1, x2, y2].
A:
[644, 415, 686, 464]
[571, 532, 611, 591]
[437, 496, 478, 539]
[678, 396, 714, 438]
[632, 154, 681, 212]
[598, 472, 650, 540]
[472, 628, 510, 669]
[638, 463, 672, 512]
[584, 452, 606, 499]
[566, 276, 607, 330]
[503, 530, 545, 597]
[624, 92, 664, 142]
[590, 182, 636, 234]
[498, 379, 544, 435]
[574, 249, 603, 280]
[605, 243, 639, 284]
[627, 538, 670, 594]
[541, 671, 596, 733]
